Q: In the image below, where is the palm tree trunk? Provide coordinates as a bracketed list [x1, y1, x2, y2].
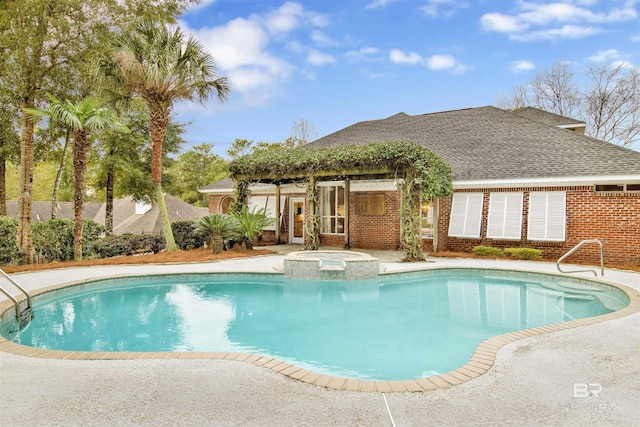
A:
[154, 182, 176, 250]
[18, 108, 35, 263]
[0, 157, 6, 216]
[211, 233, 223, 254]
[72, 130, 88, 262]
[150, 106, 176, 251]
[105, 162, 114, 236]
[51, 129, 70, 219]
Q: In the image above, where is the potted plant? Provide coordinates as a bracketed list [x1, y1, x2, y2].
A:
[232, 205, 274, 250]
[196, 214, 237, 254]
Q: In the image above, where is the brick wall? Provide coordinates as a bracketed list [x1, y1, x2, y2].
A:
[346, 191, 401, 250]
[437, 186, 640, 265]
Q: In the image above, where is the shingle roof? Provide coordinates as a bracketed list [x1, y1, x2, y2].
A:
[199, 177, 234, 191]
[305, 106, 640, 181]
[5, 201, 103, 223]
[5, 196, 208, 235]
[513, 107, 585, 127]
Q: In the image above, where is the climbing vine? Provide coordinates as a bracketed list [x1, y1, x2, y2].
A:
[304, 176, 320, 250]
[398, 170, 425, 261]
[230, 180, 250, 213]
[228, 140, 453, 260]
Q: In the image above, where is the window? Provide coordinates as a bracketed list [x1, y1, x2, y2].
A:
[448, 193, 483, 238]
[421, 199, 435, 238]
[528, 192, 566, 241]
[248, 195, 284, 231]
[486, 192, 523, 240]
[320, 185, 345, 234]
[595, 183, 640, 193]
[219, 196, 234, 214]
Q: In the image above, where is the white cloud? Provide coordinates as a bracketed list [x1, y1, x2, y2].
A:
[345, 47, 381, 62]
[180, 17, 293, 100]
[307, 50, 336, 66]
[389, 50, 469, 73]
[511, 24, 602, 41]
[481, 1, 637, 41]
[186, 0, 217, 11]
[632, 35, 640, 42]
[611, 59, 634, 69]
[177, 2, 332, 108]
[427, 54, 456, 70]
[365, 0, 399, 10]
[263, 1, 305, 34]
[421, 0, 470, 18]
[481, 13, 527, 32]
[510, 60, 536, 73]
[390, 49, 424, 65]
[310, 30, 339, 47]
[588, 49, 621, 62]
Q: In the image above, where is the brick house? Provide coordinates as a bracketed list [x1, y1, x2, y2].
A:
[200, 106, 640, 266]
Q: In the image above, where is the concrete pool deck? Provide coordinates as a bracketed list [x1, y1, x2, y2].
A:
[0, 246, 639, 426]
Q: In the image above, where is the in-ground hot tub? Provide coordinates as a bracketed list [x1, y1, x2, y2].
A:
[283, 250, 380, 280]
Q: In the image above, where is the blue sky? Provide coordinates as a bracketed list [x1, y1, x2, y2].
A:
[177, 0, 640, 157]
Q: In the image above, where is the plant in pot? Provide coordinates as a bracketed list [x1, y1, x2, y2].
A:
[196, 214, 237, 254]
[232, 205, 274, 250]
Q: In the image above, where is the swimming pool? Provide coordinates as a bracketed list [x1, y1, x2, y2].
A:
[0, 268, 629, 382]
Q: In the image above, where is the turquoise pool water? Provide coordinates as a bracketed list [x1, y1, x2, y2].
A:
[1, 269, 628, 380]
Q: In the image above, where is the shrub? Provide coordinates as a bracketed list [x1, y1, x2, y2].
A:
[172, 220, 206, 250]
[93, 234, 165, 259]
[505, 247, 542, 260]
[31, 219, 105, 262]
[0, 216, 18, 264]
[473, 245, 504, 257]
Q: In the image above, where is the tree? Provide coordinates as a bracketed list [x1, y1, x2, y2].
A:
[166, 143, 228, 205]
[0, 0, 200, 262]
[0, 110, 20, 216]
[498, 61, 640, 149]
[288, 118, 318, 147]
[93, 107, 186, 234]
[98, 19, 230, 251]
[583, 64, 640, 147]
[26, 94, 128, 261]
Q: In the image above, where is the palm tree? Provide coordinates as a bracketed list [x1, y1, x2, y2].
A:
[26, 94, 127, 261]
[197, 214, 237, 254]
[232, 206, 274, 250]
[97, 19, 230, 251]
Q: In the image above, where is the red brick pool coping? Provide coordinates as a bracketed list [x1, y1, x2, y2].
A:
[1, 269, 639, 393]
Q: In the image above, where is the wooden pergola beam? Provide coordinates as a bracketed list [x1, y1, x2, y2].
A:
[232, 166, 404, 184]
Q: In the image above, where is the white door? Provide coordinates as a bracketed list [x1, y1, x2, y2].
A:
[289, 198, 305, 244]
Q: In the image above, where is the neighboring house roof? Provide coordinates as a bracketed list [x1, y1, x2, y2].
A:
[199, 177, 235, 192]
[305, 106, 640, 182]
[512, 106, 585, 127]
[5, 195, 208, 235]
[93, 194, 209, 235]
[5, 201, 103, 223]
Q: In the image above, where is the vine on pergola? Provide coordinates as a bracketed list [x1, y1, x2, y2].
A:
[229, 140, 453, 261]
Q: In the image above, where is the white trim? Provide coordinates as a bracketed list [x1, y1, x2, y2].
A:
[289, 197, 305, 244]
[454, 175, 640, 189]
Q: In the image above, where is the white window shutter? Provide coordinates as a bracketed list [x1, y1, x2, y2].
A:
[487, 192, 523, 239]
[528, 192, 566, 241]
[448, 193, 483, 238]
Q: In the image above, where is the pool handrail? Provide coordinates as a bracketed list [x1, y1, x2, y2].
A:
[557, 239, 604, 277]
[0, 267, 33, 325]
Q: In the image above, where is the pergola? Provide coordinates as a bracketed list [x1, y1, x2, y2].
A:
[228, 141, 453, 261]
